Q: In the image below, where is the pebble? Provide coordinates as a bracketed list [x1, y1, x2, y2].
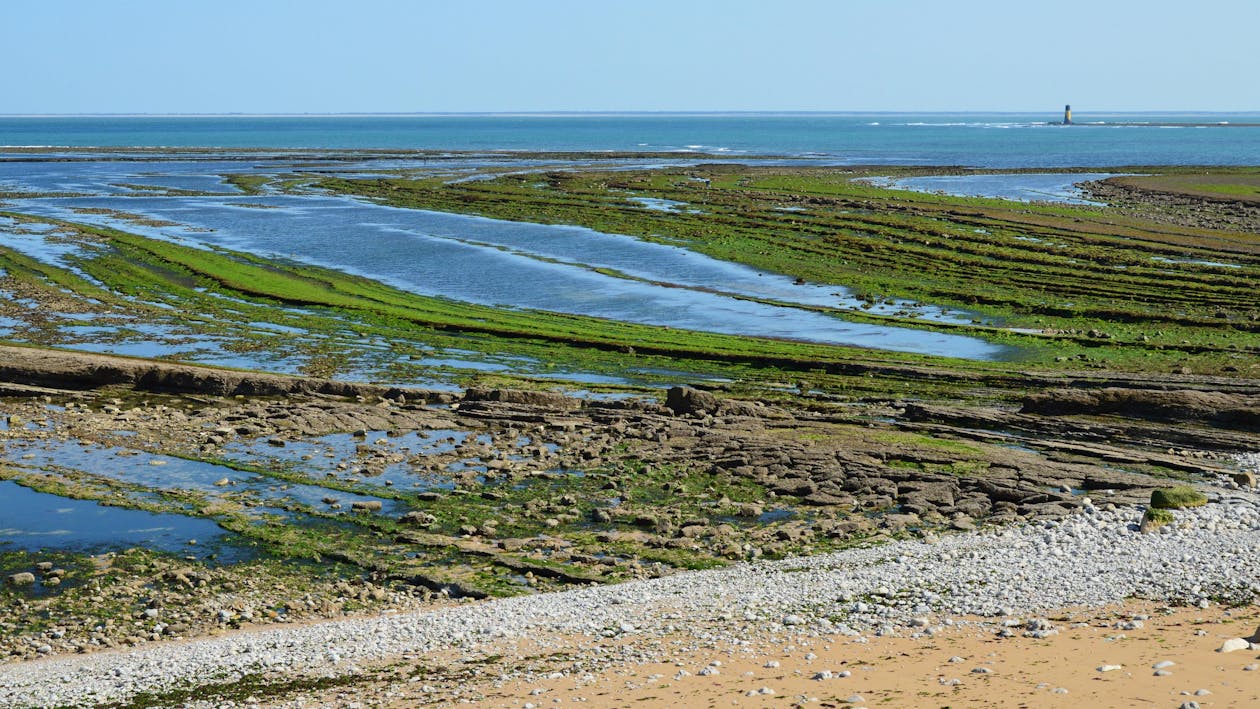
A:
[1153, 660, 1175, 669]
[1097, 664, 1123, 673]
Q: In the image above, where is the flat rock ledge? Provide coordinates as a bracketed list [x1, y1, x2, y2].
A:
[2, 496, 1257, 708]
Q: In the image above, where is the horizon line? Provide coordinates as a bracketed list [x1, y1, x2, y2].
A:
[4, 109, 1260, 118]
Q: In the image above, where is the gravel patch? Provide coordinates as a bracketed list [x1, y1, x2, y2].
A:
[2, 492, 1258, 707]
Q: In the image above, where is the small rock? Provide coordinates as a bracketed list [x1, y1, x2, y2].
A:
[971, 667, 993, 674]
[1154, 669, 1173, 677]
[7, 572, 36, 586]
[1153, 660, 1176, 669]
[1097, 664, 1123, 673]
[1218, 638, 1250, 653]
[844, 695, 865, 705]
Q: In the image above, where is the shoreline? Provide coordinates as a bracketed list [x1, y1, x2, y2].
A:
[1, 500, 1257, 707]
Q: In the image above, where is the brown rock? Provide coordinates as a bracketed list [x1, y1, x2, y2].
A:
[665, 387, 721, 416]
[7, 572, 36, 586]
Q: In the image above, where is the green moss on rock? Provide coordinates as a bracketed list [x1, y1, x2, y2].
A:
[1140, 507, 1176, 533]
[1149, 486, 1208, 510]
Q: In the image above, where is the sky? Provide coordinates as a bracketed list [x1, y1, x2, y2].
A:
[4, 0, 1258, 114]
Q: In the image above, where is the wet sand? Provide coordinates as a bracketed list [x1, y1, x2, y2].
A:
[356, 602, 1260, 708]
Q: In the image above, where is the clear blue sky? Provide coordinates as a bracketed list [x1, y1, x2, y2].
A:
[5, 0, 1257, 114]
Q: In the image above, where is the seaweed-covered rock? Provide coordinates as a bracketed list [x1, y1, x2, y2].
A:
[1140, 507, 1175, 533]
[1149, 486, 1208, 510]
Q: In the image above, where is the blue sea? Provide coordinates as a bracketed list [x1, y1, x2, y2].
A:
[4, 113, 1260, 167]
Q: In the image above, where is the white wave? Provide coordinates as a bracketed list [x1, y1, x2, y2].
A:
[0, 528, 72, 537]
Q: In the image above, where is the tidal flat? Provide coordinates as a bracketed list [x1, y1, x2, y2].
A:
[0, 150, 1256, 705]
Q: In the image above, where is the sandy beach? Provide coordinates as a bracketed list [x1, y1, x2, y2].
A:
[354, 602, 1260, 708]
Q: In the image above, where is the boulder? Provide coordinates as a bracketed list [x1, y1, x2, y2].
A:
[1140, 508, 1174, 533]
[1149, 486, 1207, 510]
[665, 386, 721, 416]
[7, 572, 36, 586]
[400, 511, 437, 527]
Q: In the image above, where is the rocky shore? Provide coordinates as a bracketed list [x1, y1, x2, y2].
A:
[1, 492, 1258, 707]
[0, 346, 1257, 706]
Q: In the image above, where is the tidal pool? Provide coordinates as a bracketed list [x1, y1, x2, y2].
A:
[17, 196, 1008, 361]
[1, 440, 402, 515]
[0, 480, 252, 560]
[867, 173, 1127, 205]
[221, 428, 561, 491]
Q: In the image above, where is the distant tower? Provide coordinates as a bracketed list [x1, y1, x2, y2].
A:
[1063, 104, 1073, 125]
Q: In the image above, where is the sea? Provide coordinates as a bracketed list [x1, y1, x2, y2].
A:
[4, 112, 1260, 167]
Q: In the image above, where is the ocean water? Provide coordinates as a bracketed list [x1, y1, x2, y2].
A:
[4, 113, 1260, 167]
